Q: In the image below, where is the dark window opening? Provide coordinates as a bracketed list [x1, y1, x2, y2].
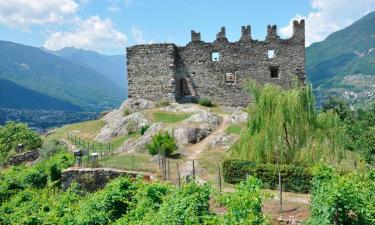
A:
[270, 67, 279, 78]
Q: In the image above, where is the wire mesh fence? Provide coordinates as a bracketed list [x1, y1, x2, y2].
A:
[66, 132, 224, 191]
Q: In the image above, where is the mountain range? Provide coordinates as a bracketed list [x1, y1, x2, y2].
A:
[306, 11, 375, 108]
[0, 41, 127, 112]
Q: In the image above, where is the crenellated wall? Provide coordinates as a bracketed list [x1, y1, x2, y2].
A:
[127, 20, 305, 106]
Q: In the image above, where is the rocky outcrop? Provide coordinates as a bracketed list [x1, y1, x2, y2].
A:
[61, 167, 150, 192]
[8, 149, 39, 165]
[121, 123, 163, 152]
[208, 132, 238, 150]
[96, 112, 150, 142]
[174, 111, 222, 146]
[227, 111, 248, 124]
[120, 98, 156, 114]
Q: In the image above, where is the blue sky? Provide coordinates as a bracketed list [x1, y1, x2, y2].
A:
[0, 0, 374, 55]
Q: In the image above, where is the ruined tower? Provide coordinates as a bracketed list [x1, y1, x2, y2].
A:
[126, 20, 305, 107]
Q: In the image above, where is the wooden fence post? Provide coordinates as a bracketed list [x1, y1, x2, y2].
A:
[218, 164, 222, 193]
[192, 160, 196, 182]
[177, 162, 181, 187]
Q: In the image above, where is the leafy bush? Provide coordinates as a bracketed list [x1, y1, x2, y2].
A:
[222, 159, 313, 193]
[0, 150, 74, 204]
[146, 183, 212, 225]
[147, 131, 177, 156]
[198, 97, 214, 107]
[0, 122, 43, 164]
[24, 168, 48, 189]
[140, 124, 150, 135]
[217, 176, 266, 225]
[123, 108, 131, 116]
[126, 120, 138, 135]
[306, 165, 375, 225]
[63, 177, 138, 225]
[157, 99, 170, 107]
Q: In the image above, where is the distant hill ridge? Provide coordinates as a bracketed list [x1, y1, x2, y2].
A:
[0, 41, 126, 111]
[306, 11, 375, 108]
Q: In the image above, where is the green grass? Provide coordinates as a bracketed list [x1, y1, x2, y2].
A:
[226, 124, 244, 135]
[152, 111, 193, 123]
[99, 153, 156, 172]
[44, 119, 105, 142]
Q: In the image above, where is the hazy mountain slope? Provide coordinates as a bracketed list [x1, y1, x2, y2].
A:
[0, 78, 82, 111]
[306, 11, 375, 107]
[0, 41, 125, 111]
[51, 47, 127, 92]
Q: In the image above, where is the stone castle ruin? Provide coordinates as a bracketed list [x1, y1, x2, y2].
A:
[126, 20, 305, 106]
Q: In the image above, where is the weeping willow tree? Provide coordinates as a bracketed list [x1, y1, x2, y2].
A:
[231, 80, 346, 166]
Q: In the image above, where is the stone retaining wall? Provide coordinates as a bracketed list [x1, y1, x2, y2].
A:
[8, 149, 39, 165]
[61, 167, 150, 192]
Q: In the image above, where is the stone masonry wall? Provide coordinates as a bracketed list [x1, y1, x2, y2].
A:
[8, 149, 39, 166]
[61, 167, 150, 192]
[126, 20, 305, 106]
[127, 44, 178, 101]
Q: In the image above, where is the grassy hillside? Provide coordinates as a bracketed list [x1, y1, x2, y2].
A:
[0, 41, 125, 111]
[0, 78, 82, 111]
[306, 11, 375, 107]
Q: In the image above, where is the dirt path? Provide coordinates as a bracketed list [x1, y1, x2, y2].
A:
[179, 114, 230, 182]
[60, 138, 77, 151]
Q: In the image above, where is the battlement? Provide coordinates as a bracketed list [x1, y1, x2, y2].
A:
[126, 20, 305, 107]
[188, 20, 304, 44]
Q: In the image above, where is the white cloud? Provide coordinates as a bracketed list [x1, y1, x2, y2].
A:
[131, 26, 145, 44]
[43, 16, 127, 52]
[281, 0, 375, 46]
[108, 5, 121, 12]
[0, 0, 78, 30]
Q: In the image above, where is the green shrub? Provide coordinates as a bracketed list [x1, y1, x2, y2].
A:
[140, 125, 150, 135]
[222, 159, 313, 193]
[306, 165, 375, 225]
[123, 108, 131, 116]
[0, 122, 43, 164]
[157, 100, 170, 107]
[147, 131, 177, 156]
[24, 168, 48, 188]
[126, 120, 138, 135]
[198, 97, 214, 107]
[218, 176, 265, 225]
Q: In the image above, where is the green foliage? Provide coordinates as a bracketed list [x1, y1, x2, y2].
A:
[222, 159, 312, 193]
[123, 108, 131, 116]
[322, 96, 354, 120]
[198, 97, 214, 107]
[126, 120, 138, 135]
[226, 124, 244, 135]
[0, 149, 74, 204]
[146, 183, 212, 225]
[157, 99, 170, 107]
[231, 81, 346, 166]
[147, 131, 177, 156]
[0, 122, 43, 164]
[63, 177, 138, 225]
[217, 176, 266, 225]
[152, 111, 192, 123]
[306, 165, 375, 225]
[140, 124, 150, 135]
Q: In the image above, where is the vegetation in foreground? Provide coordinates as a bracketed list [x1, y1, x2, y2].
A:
[0, 146, 268, 225]
[0, 122, 42, 165]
